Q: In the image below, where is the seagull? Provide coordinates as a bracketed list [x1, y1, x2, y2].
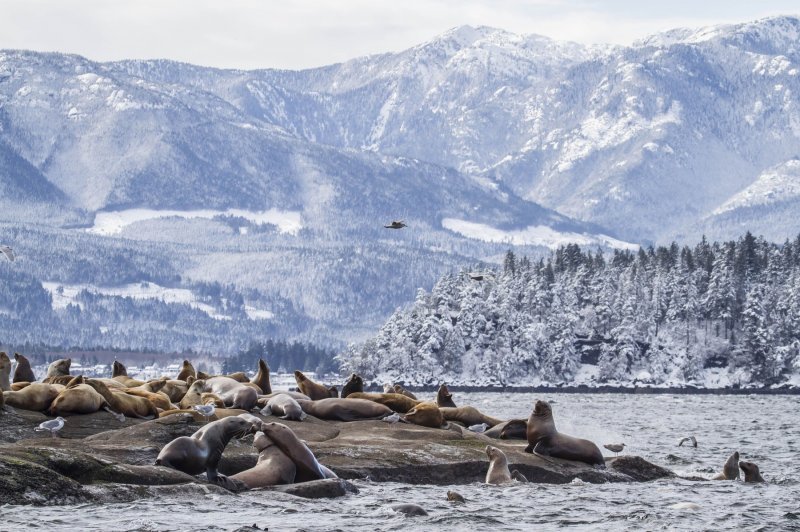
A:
[193, 404, 216, 423]
[604, 443, 626, 456]
[0, 245, 14, 262]
[35, 417, 65, 438]
[678, 436, 698, 448]
[468, 423, 489, 433]
[383, 220, 406, 229]
[381, 412, 401, 423]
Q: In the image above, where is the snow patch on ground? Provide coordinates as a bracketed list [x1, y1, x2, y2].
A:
[41, 281, 272, 322]
[87, 208, 303, 236]
[441, 218, 637, 250]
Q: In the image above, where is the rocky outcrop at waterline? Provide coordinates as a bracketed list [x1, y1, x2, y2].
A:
[0, 408, 673, 506]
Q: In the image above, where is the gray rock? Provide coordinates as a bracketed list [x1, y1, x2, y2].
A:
[260, 478, 359, 499]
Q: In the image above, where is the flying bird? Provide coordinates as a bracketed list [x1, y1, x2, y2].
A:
[604, 443, 626, 456]
[35, 417, 66, 438]
[193, 404, 216, 423]
[0, 245, 14, 262]
[383, 220, 407, 229]
[678, 436, 698, 448]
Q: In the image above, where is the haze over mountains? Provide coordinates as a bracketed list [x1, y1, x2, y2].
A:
[0, 16, 798, 352]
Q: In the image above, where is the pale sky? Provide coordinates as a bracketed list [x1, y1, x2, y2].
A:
[1, 0, 798, 70]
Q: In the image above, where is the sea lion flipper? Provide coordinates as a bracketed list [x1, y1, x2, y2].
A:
[524, 443, 534, 454]
[511, 469, 528, 483]
[260, 405, 272, 416]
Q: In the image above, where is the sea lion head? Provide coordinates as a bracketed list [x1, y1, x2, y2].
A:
[739, 461, 764, 482]
[499, 419, 527, 439]
[485, 445, 506, 462]
[532, 400, 552, 419]
[403, 401, 445, 428]
[112, 360, 127, 377]
[219, 416, 258, 439]
[294, 370, 307, 383]
[47, 358, 72, 377]
[252, 431, 275, 452]
[0, 352, 9, 370]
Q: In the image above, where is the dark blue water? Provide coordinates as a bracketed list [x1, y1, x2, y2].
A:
[2, 393, 798, 531]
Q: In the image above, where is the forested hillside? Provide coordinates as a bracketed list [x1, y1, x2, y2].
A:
[340, 233, 800, 388]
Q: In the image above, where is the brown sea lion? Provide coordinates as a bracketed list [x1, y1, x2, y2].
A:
[294, 371, 332, 401]
[48, 379, 109, 416]
[112, 360, 128, 378]
[485, 445, 514, 484]
[251, 359, 271, 395]
[124, 388, 175, 411]
[158, 408, 247, 421]
[341, 373, 363, 398]
[712, 451, 740, 480]
[197, 370, 211, 380]
[155, 416, 256, 489]
[525, 400, 605, 467]
[86, 379, 158, 419]
[3, 383, 63, 411]
[201, 393, 226, 407]
[230, 430, 296, 488]
[13, 353, 36, 384]
[46, 358, 71, 378]
[261, 393, 306, 421]
[202, 377, 258, 410]
[328, 385, 339, 398]
[297, 398, 392, 421]
[176, 359, 196, 381]
[485, 419, 528, 440]
[226, 372, 249, 383]
[403, 401, 446, 428]
[179, 379, 206, 409]
[436, 384, 456, 408]
[393, 384, 417, 400]
[92, 378, 128, 391]
[113, 375, 146, 387]
[739, 461, 765, 483]
[43, 375, 78, 385]
[11, 382, 30, 391]
[0, 352, 11, 391]
[440, 406, 502, 428]
[259, 421, 336, 482]
[346, 392, 420, 413]
[138, 379, 187, 403]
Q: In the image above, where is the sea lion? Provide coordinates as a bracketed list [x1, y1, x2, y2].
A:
[13, 353, 36, 384]
[158, 408, 247, 421]
[124, 388, 175, 411]
[257, 391, 311, 404]
[230, 431, 296, 488]
[485, 445, 514, 484]
[294, 371, 332, 401]
[393, 384, 417, 400]
[251, 359, 271, 395]
[111, 360, 127, 378]
[403, 401, 446, 428]
[201, 392, 226, 407]
[92, 378, 128, 391]
[712, 451, 740, 480]
[259, 421, 335, 482]
[48, 378, 109, 416]
[11, 382, 30, 391]
[176, 359, 196, 381]
[484, 419, 527, 440]
[297, 398, 392, 421]
[113, 375, 146, 387]
[328, 386, 339, 398]
[391, 504, 428, 516]
[446, 491, 466, 503]
[202, 377, 258, 410]
[261, 393, 306, 420]
[43, 375, 78, 385]
[524, 400, 604, 467]
[341, 373, 363, 398]
[197, 370, 211, 380]
[226, 372, 249, 383]
[155, 416, 255, 489]
[139, 379, 187, 403]
[346, 392, 420, 413]
[0, 352, 11, 391]
[3, 383, 63, 411]
[739, 461, 765, 483]
[440, 406, 502, 428]
[436, 384, 456, 408]
[85, 379, 158, 419]
[180, 379, 206, 409]
[46, 358, 71, 378]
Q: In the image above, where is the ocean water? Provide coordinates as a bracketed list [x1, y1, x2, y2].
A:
[2, 393, 798, 531]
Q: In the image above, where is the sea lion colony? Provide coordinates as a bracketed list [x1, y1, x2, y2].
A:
[0, 352, 767, 496]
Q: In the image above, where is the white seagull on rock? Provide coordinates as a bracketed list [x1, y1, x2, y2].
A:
[193, 404, 216, 423]
[35, 417, 66, 438]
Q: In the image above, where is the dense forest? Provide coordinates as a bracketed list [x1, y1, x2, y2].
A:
[339, 233, 800, 387]
[222, 340, 337, 375]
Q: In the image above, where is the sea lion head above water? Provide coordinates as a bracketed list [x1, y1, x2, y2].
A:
[739, 461, 765, 483]
[485, 445, 513, 485]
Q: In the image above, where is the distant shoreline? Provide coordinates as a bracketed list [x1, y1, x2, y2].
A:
[364, 384, 800, 395]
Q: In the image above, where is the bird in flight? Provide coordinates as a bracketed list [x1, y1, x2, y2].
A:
[678, 436, 698, 447]
[0, 245, 14, 262]
[384, 220, 407, 229]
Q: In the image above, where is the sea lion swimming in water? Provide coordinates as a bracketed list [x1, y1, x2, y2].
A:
[230, 430, 296, 489]
[436, 384, 456, 408]
[525, 400, 605, 467]
[294, 371, 332, 401]
[13, 353, 36, 384]
[485, 445, 514, 484]
[712, 451, 740, 480]
[739, 461, 765, 483]
[155, 416, 256, 490]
